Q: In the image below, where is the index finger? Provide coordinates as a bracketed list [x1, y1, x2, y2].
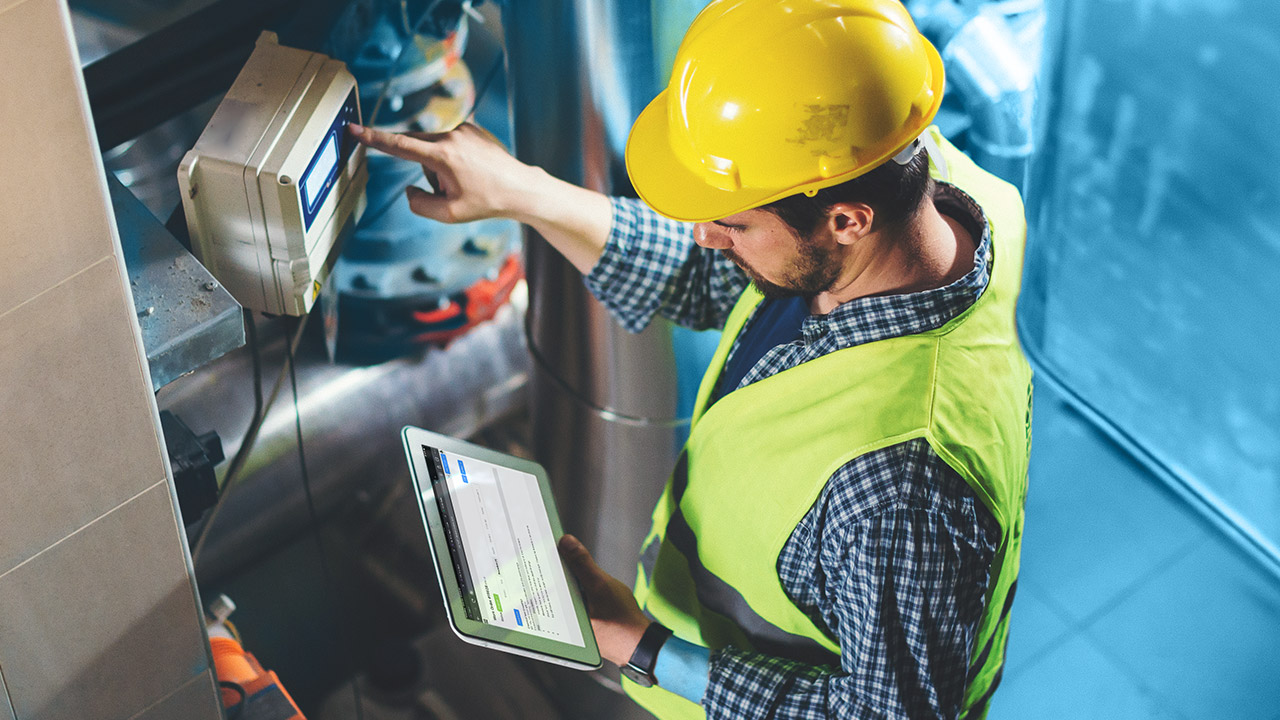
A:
[349, 124, 442, 166]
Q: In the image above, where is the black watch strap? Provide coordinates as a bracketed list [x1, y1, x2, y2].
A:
[623, 622, 673, 687]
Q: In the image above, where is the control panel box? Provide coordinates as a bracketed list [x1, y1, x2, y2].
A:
[179, 31, 368, 316]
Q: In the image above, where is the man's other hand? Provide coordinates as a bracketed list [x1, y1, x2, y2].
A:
[349, 122, 537, 225]
[558, 534, 651, 666]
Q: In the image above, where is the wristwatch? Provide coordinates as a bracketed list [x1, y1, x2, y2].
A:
[620, 622, 673, 688]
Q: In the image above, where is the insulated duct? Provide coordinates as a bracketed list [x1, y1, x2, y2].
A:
[160, 295, 530, 583]
[911, 0, 1044, 189]
[501, 0, 688, 579]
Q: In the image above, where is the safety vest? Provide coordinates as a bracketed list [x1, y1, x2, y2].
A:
[623, 130, 1032, 720]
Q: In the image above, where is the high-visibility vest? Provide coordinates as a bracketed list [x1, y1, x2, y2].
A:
[623, 130, 1032, 720]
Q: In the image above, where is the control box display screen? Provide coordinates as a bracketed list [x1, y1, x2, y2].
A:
[299, 89, 359, 230]
[302, 133, 338, 211]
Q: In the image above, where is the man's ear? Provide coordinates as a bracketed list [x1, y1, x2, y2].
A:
[827, 203, 873, 246]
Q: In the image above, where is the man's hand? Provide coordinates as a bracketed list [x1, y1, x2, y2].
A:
[350, 122, 538, 225]
[558, 534, 651, 666]
[349, 122, 614, 275]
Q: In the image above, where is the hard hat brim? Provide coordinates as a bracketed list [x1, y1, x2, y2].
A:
[625, 35, 946, 224]
[626, 90, 779, 223]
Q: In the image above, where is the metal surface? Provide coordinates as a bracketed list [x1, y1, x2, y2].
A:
[159, 290, 530, 583]
[109, 172, 245, 390]
[502, 0, 690, 579]
[910, 0, 1043, 190]
[103, 98, 219, 219]
[1019, 0, 1280, 573]
[942, 7, 1040, 189]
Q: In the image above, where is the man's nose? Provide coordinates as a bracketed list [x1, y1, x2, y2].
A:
[693, 223, 732, 250]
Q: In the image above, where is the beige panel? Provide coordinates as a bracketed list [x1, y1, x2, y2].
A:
[0, 258, 166, 575]
[0, 0, 115, 312]
[0, 482, 210, 720]
[128, 669, 222, 720]
[0, 1, 216, 718]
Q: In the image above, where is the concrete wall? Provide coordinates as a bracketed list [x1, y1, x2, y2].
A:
[0, 0, 221, 717]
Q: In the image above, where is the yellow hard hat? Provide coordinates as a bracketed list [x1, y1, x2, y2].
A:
[626, 0, 945, 222]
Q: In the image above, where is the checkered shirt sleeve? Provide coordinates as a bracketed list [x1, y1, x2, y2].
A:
[583, 197, 749, 333]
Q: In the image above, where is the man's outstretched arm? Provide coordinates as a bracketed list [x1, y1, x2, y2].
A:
[351, 123, 613, 275]
[351, 125, 748, 332]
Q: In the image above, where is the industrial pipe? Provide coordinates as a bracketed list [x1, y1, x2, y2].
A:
[159, 290, 530, 583]
[501, 0, 688, 579]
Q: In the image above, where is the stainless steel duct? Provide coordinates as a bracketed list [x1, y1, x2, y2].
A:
[911, 0, 1043, 190]
[943, 7, 1040, 189]
[501, 1, 688, 579]
[159, 292, 530, 583]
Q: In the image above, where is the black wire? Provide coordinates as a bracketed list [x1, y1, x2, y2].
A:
[284, 320, 319, 564]
[191, 310, 264, 566]
[219, 681, 247, 720]
[285, 316, 364, 720]
[192, 313, 310, 566]
[223, 311, 264, 502]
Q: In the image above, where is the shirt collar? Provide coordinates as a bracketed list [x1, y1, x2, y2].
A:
[797, 182, 993, 349]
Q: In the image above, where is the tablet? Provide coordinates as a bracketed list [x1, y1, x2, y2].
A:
[401, 426, 601, 670]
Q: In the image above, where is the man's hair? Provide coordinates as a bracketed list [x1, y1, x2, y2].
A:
[762, 149, 934, 238]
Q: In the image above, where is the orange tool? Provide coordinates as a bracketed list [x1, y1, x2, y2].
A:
[210, 636, 306, 719]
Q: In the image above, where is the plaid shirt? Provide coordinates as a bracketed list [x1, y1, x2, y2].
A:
[584, 185, 1002, 720]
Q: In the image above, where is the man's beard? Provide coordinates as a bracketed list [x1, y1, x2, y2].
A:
[722, 238, 840, 300]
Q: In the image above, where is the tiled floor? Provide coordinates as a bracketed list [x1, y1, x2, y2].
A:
[988, 386, 1280, 720]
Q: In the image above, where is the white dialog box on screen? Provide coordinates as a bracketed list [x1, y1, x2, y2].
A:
[178, 31, 368, 316]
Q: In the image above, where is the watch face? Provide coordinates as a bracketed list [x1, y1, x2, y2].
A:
[621, 663, 656, 687]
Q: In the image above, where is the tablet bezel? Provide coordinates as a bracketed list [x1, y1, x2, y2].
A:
[401, 425, 602, 670]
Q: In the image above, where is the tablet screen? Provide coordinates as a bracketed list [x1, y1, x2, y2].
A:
[421, 445, 586, 649]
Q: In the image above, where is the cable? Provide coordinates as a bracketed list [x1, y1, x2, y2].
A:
[196, 1, 504, 564]
[219, 681, 247, 720]
[207, 310, 263, 533]
[222, 618, 244, 645]
[284, 316, 364, 720]
[192, 311, 312, 567]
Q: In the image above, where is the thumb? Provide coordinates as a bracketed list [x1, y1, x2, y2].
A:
[405, 185, 453, 222]
[558, 534, 601, 580]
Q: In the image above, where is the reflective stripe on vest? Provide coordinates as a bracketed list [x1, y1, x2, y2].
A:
[638, 455, 844, 667]
[624, 129, 1032, 720]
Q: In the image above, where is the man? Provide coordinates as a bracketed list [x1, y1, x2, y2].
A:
[353, 0, 1032, 717]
